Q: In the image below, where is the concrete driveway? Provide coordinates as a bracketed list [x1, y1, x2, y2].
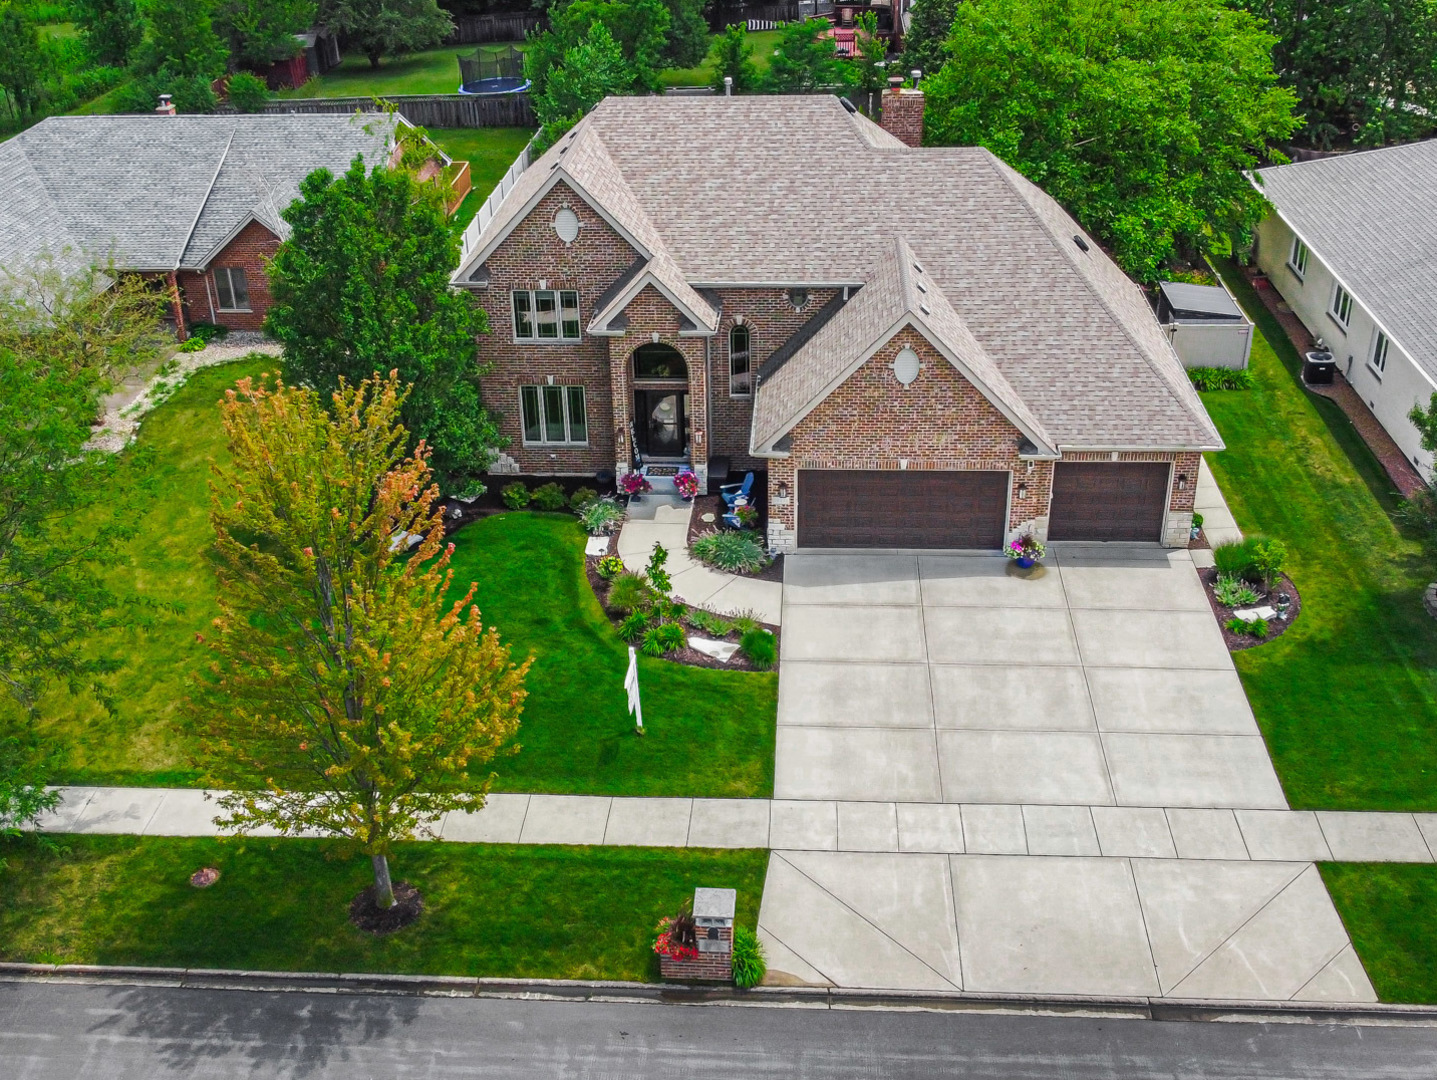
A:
[759, 547, 1376, 1002]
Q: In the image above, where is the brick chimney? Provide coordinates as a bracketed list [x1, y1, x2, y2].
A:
[156, 93, 176, 116]
[879, 76, 924, 148]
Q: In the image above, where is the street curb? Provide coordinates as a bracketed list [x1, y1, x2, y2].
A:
[4, 963, 1437, 1024]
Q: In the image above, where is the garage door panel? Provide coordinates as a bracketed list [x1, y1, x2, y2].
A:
[1048, 463, 1168, 542]
[799, 470, 1008, 549]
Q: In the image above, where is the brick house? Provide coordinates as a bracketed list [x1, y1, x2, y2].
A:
[0, 111, 457, 340]
[452, 94, 1223, 552]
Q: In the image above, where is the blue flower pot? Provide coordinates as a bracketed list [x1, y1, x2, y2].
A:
[1016, 555, 1037, 569]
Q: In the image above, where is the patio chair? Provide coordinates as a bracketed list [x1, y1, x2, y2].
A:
[720, 472, 754, 509]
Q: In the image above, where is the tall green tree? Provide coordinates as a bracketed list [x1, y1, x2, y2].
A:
[525, 0, 670, 98]
[900, 0, 957, 79]
[132, 0, 229, 79]
[215, 0, 316, 67]
[660, 0, 708, 68]
[71, 0, 144, 68]
[709, 24, 760, 94]
[198, 373, 529, 911]
[765, 17, 852, 93]
[532, 21, 633, 149]
[851, 11, 889, 102]
[1236, 0, 1437, 147]
[923, 0, 1299, 281]
[317, 0, 453, 68]
[266, 156, 503, 494]
[0, 1, 50, 122]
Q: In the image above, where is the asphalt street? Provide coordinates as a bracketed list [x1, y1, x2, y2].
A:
[3, 980, 1437, 1078]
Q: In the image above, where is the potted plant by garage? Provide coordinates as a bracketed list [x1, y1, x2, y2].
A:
[1006, 532, 1046, 569]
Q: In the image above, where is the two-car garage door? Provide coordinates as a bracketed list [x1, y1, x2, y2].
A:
[796, 463, 1170, 548]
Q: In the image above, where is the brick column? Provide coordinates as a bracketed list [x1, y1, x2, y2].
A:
[879, 84, 925, 147]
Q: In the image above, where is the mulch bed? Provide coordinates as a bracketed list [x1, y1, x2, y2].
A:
[582, 554, 779, 673]
[685, 494, 784, 583]
[1199, 567, 1302, 652]
[349, 881, 424, 935]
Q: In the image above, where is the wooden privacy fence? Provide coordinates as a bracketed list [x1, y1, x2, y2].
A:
[447, 13, 543, 44]
[262, 93, 535, 129]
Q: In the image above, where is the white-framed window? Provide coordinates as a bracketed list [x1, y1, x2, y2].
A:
[213, 267, 251, 312]
[520, 384, 588, 445]
[512, 289, 580, 342]
[729, 323, 752, 397]
[1370, 330, 1390, 375]
[1287, 236, 1310, 280]
[1330, 283, 1353, 329]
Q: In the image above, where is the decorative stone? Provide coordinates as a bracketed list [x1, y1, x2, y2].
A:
[689, 636, 739, 663]
[701, 512, 716, 523]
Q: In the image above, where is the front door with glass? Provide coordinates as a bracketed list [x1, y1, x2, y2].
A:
[634, 390, 688, 459]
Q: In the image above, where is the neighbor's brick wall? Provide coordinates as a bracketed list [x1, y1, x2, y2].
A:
[659, 927, 733, 982]
[478, 181, 640, 475]
[176, 220, 281, 332]
[767, 328, 1048, 551]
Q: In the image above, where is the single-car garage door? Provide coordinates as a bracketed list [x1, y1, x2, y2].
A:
[1048, 462, 1169, 542]
[798, 469, 1008, 549]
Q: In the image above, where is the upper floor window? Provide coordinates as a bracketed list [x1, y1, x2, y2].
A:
[1371, 330, 1390, 375]
[214, 267, 250, 312]
[1288, 236, 1309, 280]
[520, 384, 588, 445]
[513, 289, 580, 341]
[729, 324, 752, 397]
[1330, 283, 1354, 329]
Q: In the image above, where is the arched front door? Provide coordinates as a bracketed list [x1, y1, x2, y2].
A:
[632, 344, 689, 460]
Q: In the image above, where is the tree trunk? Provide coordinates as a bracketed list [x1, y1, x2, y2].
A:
[368, 52, 382, 69]
[371, 853, 396, 908]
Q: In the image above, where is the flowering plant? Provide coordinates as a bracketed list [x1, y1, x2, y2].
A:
[1006, 533, 1046, 562]
[674, 470, 699, 499]
[596, 554, 625, 580]
[619, 471, 652, 496]
[733, 504, 759, 529]
[653, 902, 699, 961]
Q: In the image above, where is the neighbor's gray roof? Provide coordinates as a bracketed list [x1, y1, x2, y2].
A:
[1256, 139, 1437, 382]
[459, 96, 1220, 450]
[0, 113, 396, 275]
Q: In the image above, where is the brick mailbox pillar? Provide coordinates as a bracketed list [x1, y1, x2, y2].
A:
[659, 887, 735, 982]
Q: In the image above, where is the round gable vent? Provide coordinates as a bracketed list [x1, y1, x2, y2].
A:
[553, 208, 580, 244]
[892, 346, 921, 386]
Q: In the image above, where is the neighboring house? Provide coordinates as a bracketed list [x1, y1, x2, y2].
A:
[1253, 140, 1437, 483]
[0, 110, 447, 339]
[451, 92, 1222, 553]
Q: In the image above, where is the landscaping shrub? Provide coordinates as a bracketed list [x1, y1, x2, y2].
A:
[531, 482, 568, 511]
[226, 72, 272, 113]
[1250, 536, 1288, 588]
[655, 598, 687, 624]
[606, 572, 652, 614]
[740, 628, 776, 670]
[731, 924, 766, 988]
[1192, 511, 1204, 530]
[1213, 535, 1287, 587]
[690, 529, 770, 574]
[577, 497, 625, 536]
[731, 611, 763, 638]
[1189, 366, 1256, 391]
[596, 554, 625, 580]
[685, 607, 733, 637]
[618, 610, 651, 643]
[1212, 536, 1260, 579]
[1213, 573, 1260, 607]
[569, 486, 598, 510]
[1226, 616, 1269, 638]
[188, 322, 228, 344]
[641, 621, 687, 657]
[501, 481, 531, 509]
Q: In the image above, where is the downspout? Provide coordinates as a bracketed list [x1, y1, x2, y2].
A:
[705, 333, 713, 484]
[203, 272, 217, 324]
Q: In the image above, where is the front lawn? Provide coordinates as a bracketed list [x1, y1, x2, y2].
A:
[1320, 863, 1437, 1003]
[31, 359, 776, 797]
[1204, 261, 1437, 810]
[0, 835, 766, 981]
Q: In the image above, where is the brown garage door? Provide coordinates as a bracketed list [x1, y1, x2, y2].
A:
[798, 469, 1009, 549]
[1048, 462, 1169, 542]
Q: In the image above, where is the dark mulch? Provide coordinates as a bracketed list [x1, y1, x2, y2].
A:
[685, 494, 784, 583]
[1199, 567, 1302, 652]
[349, 881, 424, 935]
[582, 557, 779, 673]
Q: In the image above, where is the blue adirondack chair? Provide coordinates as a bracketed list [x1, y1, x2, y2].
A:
[720, 472, 754, 509]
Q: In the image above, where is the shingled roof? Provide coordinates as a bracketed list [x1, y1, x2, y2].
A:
[1255, 139, 1437, 382]
[0, 113, 398, 276]
[454, 95, 1222, 451]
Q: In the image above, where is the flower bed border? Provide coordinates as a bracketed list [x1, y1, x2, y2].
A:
[1199, 567, 1302, 652]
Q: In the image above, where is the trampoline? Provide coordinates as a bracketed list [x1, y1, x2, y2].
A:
[457, 45, 530, 96]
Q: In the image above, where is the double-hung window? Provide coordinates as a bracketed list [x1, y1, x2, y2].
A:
[729, 324, 752, 397]
[521, 384, 588, 445]
[1330, 284, 1354, 329]
[1287, 236, 1309, 280]
[1370, 330, 1390, 376]
[513, 289, 580, 341]
[214, 267, 250, 312]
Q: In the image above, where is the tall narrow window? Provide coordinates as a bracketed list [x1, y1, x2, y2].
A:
[214, 267, 250, 311]
[729, 324, 752, 397]
[1288, 236, 1309, 280]
[512, 290, 580, 341]
[1371, 330, 1390, 374]
[1330, 284, 1353, 328]
[519, 384, 588, 444]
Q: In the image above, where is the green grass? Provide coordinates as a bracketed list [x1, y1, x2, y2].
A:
[427, 127, 534, 232]
[0, 835, 766, 981]
[1204, 260, 1437, 810]
[275, 45, 527, 99]
[1321, 863, 1437, 1002]
[443, 513, 776, 797]
[31, 362, 776, 797]
[659, 29, 783, 88]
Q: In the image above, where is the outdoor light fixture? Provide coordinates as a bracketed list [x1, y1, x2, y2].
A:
[1017, 483, 1028, 499]
[1177, 473, 1189, 490]
[776, 482, 789, 499]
